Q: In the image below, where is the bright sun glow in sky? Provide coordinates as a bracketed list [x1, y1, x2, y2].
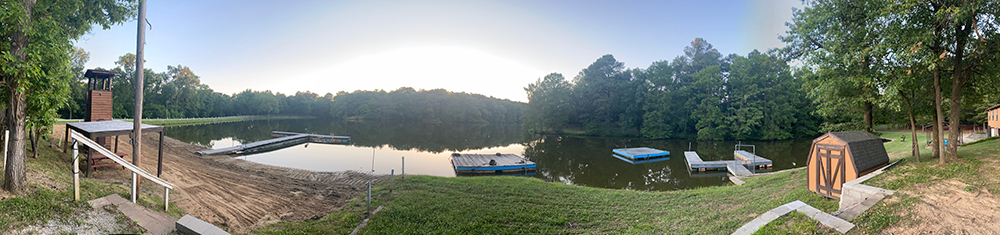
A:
[294, 46, 544, 97]
[75, 0, 803, 102]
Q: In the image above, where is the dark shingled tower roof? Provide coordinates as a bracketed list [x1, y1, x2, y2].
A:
[829, 131, 889, 173]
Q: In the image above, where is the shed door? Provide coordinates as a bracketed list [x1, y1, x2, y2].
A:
[815, 144, 846, 198]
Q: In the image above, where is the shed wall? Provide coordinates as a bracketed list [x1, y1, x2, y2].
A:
[808, 136, 853, 198]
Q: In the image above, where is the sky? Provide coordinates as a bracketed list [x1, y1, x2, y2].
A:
[75, 0, 804, 103]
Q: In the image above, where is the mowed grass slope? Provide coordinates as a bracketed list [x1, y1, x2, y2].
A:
[345, 169, 838, 234]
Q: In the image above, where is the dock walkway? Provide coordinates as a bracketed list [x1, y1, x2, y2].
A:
[197, 131, 351, 155]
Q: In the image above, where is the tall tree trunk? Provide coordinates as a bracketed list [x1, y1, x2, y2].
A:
[3, 0, 35, 193]
[4, 88, 29, 193]
[28, 124, 36, 159]
[946, 22, 971, 162]
[900, 90, 919, 161]
[933, 65, 943, 160]
[31, 126, 40, 158]
[0, 109, 6, 164]
[863, 101, 874, 132]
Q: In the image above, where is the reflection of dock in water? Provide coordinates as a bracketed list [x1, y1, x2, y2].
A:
[196, 131, 350, 155]
[456, 171, 536, 177]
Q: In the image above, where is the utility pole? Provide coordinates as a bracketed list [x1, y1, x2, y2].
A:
[132, 0, 146, 202]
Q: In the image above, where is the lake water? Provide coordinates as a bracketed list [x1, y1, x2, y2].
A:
[165, 119, 813, 191]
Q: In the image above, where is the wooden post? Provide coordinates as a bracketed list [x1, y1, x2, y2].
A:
[401, 156, 405, 180]
[164, 188, 169, 211]
[132, 0, 146, 194]
[63, 126, 69, 152]
[367, 181, 371, 216]
[389, 169, 394, 193]
[158, 130, 164, 177]
[131, 172, 138, 203]
[73, 141, 80, 201]
[87, 147, 94, 176]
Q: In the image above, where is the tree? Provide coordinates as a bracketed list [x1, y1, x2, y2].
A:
[523, 73, 572, 133]
[781, 0, 889, 133]
[1, 0, 136, 192]
[932, 1, 1000, 161]
[727, 50, 802, 140]
[573, 55, 631, 134]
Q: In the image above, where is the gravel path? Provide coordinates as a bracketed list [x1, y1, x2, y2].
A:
[13, 205, 142, 235]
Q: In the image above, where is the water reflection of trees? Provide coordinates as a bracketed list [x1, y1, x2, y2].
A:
[165, 119, 525, 153]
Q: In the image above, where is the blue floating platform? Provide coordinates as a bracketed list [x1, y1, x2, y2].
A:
[612, 154, 670, 164]
[451, 153, 536, 173]
[613, 147, 670, 159]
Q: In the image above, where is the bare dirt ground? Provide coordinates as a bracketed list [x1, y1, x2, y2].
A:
[56, 125, 388, 233]
[879, 155, 1000, 235]
[882, 180, 1000, 235]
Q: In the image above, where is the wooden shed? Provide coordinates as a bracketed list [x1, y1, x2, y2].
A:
[807, 131, 890, 199]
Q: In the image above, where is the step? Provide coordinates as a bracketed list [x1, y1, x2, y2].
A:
[88, 194, 177, 235]
[176, 215, 231, 235]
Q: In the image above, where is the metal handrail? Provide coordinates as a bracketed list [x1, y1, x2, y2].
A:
[735, 142, 756, 174]
[71, 131, 172, 210]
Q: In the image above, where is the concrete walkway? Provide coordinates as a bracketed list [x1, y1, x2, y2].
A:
[732, 200, 854, 234]
[89, 194, 177, 235]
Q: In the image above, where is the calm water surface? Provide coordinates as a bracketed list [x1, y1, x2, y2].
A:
[165, 119, 813, 191]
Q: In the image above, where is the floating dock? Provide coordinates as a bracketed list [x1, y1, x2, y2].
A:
[197, 131, 350, 155]
[611, 154, 671, 164]
[451, 153, 536, 173]
[734, 150, 773, 168]
[271, 131, 351, 144]
[613, 147, 670, 159]
[683, 151, 773, 177]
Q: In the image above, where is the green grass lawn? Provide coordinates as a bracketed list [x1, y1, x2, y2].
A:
[254, 128, 1000, 235]
[0, 137, 183, 231]
[259, 167, 839, 234]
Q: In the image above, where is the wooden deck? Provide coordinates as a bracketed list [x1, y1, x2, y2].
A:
[612, 147, 670, 159]
[451, 153, 536, 173]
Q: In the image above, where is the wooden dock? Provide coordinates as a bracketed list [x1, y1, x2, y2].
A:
[734, 150, 773, 168]
[684, 151, 728, 170]
[197, 131, 351, 155]
[613, 147, 669, 159]
[684, 151, 770, 177]
[726, 161, 754, 177]
[451, 153, 536, 173]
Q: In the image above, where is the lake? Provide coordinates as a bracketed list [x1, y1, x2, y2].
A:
[165, 119, 813, 191]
